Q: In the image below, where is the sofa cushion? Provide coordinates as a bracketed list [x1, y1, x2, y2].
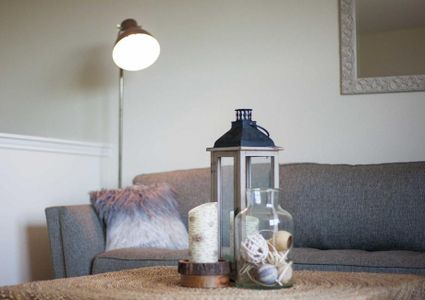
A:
[92, 248, 189, 274]
[92, 247, 425, 276]
[133, 168, 211, 228]
[281, 162, 425, 251]
[292, 248, 425, 275]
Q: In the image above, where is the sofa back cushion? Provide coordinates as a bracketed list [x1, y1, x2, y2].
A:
[134, 162, 425, 251]
[281, 162, 425, 251]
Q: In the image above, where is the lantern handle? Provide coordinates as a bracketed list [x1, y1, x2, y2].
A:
[252, 124, 270, 137]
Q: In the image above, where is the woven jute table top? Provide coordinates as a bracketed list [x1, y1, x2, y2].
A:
[1, 266, 425, 300]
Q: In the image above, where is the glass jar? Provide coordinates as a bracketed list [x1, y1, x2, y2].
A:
[235, 188, 294, 289]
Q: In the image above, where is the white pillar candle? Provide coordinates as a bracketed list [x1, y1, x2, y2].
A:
[188, 202, 218, 263]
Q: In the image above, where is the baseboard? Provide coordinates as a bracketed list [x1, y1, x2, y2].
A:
[0, 133, 112, 157]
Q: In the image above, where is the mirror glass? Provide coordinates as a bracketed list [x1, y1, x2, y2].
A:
[356, 0, 425, 78]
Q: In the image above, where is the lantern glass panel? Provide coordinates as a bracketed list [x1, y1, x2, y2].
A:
[220, 157, 234, 261]
[249, 157, 273, 189]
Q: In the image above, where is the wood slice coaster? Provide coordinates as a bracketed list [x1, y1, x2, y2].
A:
[180, 274, 230, 288]
[178, 260, 230, 288]
[178, 259, 230, 275]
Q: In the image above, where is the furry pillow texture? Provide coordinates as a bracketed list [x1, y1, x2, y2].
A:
[90, 183, 188, 251]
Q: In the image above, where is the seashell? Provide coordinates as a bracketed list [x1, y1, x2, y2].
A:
[277, 264, 293, 285]
[270, 230, 292, 251]
[266, 248, 289, 266]
[254, 264, 278, 285]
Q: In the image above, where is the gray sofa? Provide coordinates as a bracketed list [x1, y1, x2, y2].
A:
[45, 162, 425, 278]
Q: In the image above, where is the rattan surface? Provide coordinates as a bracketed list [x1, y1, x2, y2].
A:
[1, 266, 425, 299]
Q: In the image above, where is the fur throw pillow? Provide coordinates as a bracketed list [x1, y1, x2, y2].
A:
[90, 183, 188, 251]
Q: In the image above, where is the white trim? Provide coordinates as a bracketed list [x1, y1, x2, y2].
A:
[0, 133, 112, 157]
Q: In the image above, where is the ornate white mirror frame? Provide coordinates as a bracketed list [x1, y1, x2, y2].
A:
[339, 0, 425, 94]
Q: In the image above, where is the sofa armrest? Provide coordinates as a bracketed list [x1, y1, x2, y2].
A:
[45, 205, 105, 278]
[45, 206, 66, 278]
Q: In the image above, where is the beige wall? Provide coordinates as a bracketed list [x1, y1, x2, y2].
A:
[0, 0, 115, 142]
[1, 1, 425, 183]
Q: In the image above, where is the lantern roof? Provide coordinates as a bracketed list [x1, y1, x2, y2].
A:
[212, 109, 277, 148]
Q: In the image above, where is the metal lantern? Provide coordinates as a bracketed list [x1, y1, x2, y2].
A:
[207, 109, 282, 265]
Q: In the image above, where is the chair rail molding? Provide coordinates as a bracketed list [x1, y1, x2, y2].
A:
[0, 133, 112, 157]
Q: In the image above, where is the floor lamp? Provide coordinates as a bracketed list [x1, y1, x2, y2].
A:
[112, 19, 160, 188]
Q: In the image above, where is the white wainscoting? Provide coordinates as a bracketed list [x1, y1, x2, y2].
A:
[0, 134, 112, 285]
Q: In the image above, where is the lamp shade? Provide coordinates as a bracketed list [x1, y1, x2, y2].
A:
[112, 19, 160, 71]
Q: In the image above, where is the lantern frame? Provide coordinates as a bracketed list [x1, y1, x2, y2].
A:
[207, 146, 283, 262]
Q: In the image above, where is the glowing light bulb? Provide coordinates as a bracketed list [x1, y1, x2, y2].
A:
[112, 33, 160, 71]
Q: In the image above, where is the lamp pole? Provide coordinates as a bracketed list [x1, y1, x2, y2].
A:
[112, 18, 160, 188]
[118, 68, 124, 188]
